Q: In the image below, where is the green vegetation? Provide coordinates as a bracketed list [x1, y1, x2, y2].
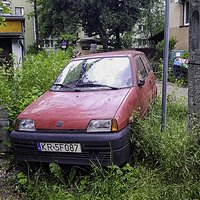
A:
[153, 37, 188, 86]
[155, 37, 178, 54]
[0, 49, 72, 125]
[0, 2, 10, 24]
[1, 51, 198, 199]
[153, 37, 178, 81]
[38, 0, 149, 51]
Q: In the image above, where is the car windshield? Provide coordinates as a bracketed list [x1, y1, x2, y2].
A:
[53, 57, 132, 90]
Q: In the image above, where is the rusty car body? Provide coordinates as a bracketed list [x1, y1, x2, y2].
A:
[10, 50, 157, 166]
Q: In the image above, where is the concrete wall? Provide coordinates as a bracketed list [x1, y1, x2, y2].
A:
[0, 107, 10, 152]
[12, 39, 23, 68]
[170, 26, 189, 50]
[169, 1, 189, 51]
[170, 1, 183, 28]
[11, 0, 35, 49]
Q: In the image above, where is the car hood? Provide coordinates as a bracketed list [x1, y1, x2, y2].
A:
[18, 89, 130, 130]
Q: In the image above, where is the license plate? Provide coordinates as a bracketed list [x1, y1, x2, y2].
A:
[37, 142, 82, 153]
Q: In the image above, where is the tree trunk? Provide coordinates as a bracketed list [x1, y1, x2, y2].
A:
[115, 29, 122, 49]
[188, 0, 200, 130]
[97, 27, 109, 52]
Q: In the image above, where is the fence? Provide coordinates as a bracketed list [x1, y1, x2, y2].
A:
[0, 107, 10, 152]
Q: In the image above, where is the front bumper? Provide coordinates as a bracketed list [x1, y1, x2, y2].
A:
[10, 125, 132, 166]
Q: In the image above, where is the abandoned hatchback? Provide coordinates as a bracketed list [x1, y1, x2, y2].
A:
[10, 50, 157, 166]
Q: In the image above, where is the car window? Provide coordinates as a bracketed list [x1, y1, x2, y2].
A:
[54, 57, 133, 89]
[135, 57, 148, 80]
[141, 55, 152, 73]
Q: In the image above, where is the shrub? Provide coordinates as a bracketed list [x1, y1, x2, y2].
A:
[156, 36, 178, 53]
[0, 50, 71, 125]
[26, 43, 43, 55]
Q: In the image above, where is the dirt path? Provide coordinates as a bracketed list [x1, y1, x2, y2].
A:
[0, 154, 23, 200]
[156, 81, 188, 100]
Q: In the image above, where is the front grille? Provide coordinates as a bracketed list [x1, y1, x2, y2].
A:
[12, 140, 111, 164]
[36, 129, 86, 134]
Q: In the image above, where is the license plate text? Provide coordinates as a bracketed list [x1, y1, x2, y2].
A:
[37, 142, 81, 153]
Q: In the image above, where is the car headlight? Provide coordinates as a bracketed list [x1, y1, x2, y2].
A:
[86, 119, 118, 132]
[16, 119, 36, 132]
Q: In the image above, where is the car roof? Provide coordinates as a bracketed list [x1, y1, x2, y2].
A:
[72, 50, 144, 60]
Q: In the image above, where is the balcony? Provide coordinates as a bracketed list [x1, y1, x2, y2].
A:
[0, 16, 24, 39]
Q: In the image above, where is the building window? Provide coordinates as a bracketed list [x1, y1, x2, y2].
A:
[84, 31, 88, 37]
[183, 1, 189, 25]
[135, 57, 148, 80]
[139, 25, 146, 32]
[42, 39, 54, 48]
[138, 39, 148, 47]
[15, 7, 24, 16]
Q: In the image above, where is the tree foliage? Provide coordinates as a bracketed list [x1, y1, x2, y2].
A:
[0, 2, 10, 24]
[131, 0, 164, 48]
[38, 0, 149, 51]
[143, 0, 164, 37]
[38, 0, 79, 37]
[156, 36, 178, 53]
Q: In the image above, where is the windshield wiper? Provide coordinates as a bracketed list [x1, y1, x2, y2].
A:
[76, 83, 119, 90]
[52, 83, 82, 92]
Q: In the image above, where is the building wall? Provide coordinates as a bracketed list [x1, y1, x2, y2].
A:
[10, 0, 35, 49]
[12, 39, 23, 68]
[170, 1, 183, 28]
[170, 26, 189, 50]
[169, 1, 189, 51]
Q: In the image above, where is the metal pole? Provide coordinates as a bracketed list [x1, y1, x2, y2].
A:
[161, 0, 170, 131]
[33, 0, 39, 48]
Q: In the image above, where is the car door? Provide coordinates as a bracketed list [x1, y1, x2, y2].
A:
[134, 55, 152, 116]
[140, 54, 157, 102]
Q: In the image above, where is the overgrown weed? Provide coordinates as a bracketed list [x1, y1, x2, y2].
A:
[0, 50, 71, 126]
[131, 95, 200, 184]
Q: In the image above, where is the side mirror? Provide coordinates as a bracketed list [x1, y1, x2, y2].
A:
[138, 78, 145, 86]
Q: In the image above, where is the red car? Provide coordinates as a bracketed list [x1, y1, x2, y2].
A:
[10, 50, 157, 166]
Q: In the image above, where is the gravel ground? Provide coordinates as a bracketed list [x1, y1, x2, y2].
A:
[156, 80, 188, 101]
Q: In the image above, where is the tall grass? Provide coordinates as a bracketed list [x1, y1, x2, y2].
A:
[0, 50, 72, 123]
[131, 96, 190, 179]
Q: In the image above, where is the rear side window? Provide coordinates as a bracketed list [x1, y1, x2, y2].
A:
[141, 55, 152, 73]
[135, 57, 148, 80]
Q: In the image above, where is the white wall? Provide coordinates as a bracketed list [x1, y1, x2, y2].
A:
[12, 39, 23, 69]
[11, 0, 35, 49]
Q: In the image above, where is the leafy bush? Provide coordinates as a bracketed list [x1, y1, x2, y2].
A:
[0, 50, 71, 125]
[156, 36, 178, 53]
[153, 58, 188, 86]
[122, 32, 133, 49]
[26, 43, 44, 55]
